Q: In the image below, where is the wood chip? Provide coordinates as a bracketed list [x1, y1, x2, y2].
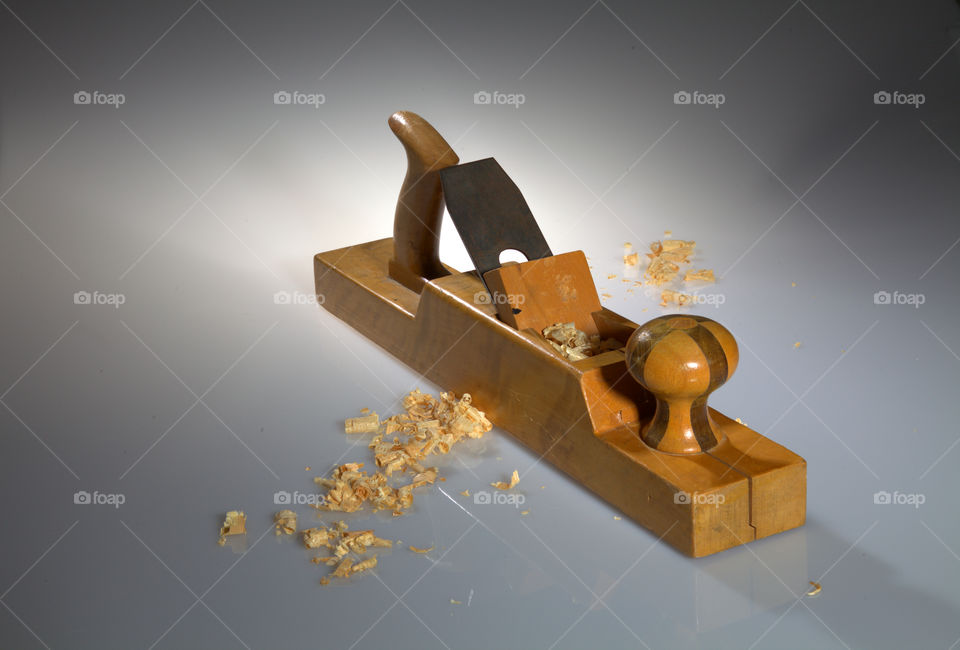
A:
[491, 470, 520, 490]
[794, 341, 802, 349]
[806, 581, 822, 596]
[460, 489, 470, 497]
[623, 252, 639, 266]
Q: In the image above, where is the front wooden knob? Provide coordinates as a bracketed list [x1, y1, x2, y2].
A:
[625, 314, 739, 454]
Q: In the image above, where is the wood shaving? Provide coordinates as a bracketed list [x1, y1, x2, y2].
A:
[409, 545, 434, 553]
[683, 268, 715, 283]
[451, 599, 462, 605]
[607, 273, 617, 279]
[491, 470, 520, 490]
[520, 510, 529, 515]
[351, 556, 377, 574]
[806, 581, 822, 596]
[794, 341, 802, 349]
[332, 557, 354, 578]
[217, 510, 246, 546]
[345, 413, 379, 433]
[460, 489, 470, 497]
[274, 509, 297, 535]
[664, 230, 672, 237]
[623, 252, 639, 267]
[541, 322, 620, 362]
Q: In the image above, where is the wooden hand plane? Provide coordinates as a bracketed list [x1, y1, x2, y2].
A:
[314, 110, 805, 557]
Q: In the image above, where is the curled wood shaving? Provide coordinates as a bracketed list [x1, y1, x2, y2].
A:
[302, 527, 330, 549]
[332, 557, 354, 578]
[806, 581, 822, 596]
[683, 268, 715, 283]
[351, 556, 377, 574]
[408, 545, 434, 554]
[345, 413, 379, 433]
[217, 510, 246, 546]
[491, 470, 520, 491]
[274, 510, 297, 535]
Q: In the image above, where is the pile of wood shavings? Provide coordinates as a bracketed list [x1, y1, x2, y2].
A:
[541, 322, 621, 362]
[314, 390, 492, 516]
[305, 390, 493, 584]
[301, 521, 392, 584]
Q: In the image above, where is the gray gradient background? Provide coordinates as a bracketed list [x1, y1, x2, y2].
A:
[1, 1, 959, 648]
